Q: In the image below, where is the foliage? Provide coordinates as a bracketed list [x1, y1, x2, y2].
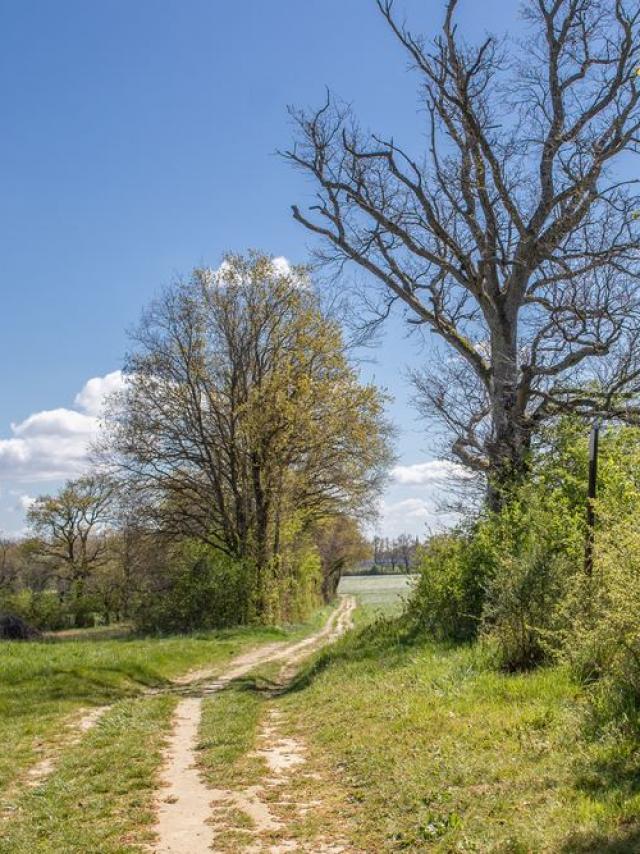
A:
[554, 427, 640, 738]
[407, 417, 640, 742]
[314, 515, 371, 600]
[24, 475, 114, 626]
[480, 484, 583, 671]
[133, 542, 253, 633]
[561, 520, 640, 738]
[279, 606, 637, 853]
[106, 251, 392, 622]
[407, 525, 491, 642]
[0, 588, 70, 631]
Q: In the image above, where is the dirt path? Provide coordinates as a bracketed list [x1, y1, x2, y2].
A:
[152, 596, 355, 854]
[208, 708, 348, 853]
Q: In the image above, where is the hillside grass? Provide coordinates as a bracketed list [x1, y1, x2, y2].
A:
[278, 611, 640, 852]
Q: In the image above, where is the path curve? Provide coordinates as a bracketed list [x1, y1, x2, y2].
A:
[152, 595, 355, 854]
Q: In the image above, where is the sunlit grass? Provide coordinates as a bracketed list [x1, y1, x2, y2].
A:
[0, 610, 331, 801]
[280, 614, 640, 851]
[0, 695, 176, 853]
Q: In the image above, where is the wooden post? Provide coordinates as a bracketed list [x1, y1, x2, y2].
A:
[584, 420, 600, 576]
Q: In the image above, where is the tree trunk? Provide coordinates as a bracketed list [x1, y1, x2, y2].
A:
[251, 453, 271, 619]
[486, 322, 530, 512]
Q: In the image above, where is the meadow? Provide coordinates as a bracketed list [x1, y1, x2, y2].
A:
[337, 573, 416, 615]
[267, 582, 640, 852]
[0, 613, 328, 828]
[2, 581, 640, 851]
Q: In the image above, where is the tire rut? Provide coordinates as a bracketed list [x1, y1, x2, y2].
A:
[152, 596, 355, 854]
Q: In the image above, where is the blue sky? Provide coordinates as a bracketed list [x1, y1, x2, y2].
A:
[0, 0, 521, 537]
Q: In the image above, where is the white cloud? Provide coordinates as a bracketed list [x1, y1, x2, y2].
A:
[387, 497, 433, 519]
[0, 371, 121, 483]
[271, 256, 292, 276]
[17, 494, 36, 511]
[392, 459, 468, 485]
[210, 256, 301, 288]
[74, 370, 125, 416]
[378, 495, 460, 538]
[0, 410, 96, 482]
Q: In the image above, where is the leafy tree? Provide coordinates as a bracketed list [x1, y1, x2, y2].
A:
[106, 252, 393, 617]
[27, 474, 113, 622]
[314, 515, 371, 600]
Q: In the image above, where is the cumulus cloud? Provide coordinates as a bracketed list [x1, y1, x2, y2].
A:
[0, 371, 122, 483]
[392, 459, 468, 485]
[386, 497, 433, 519]
[378, 496, 460, 538]
[74, 370, 125, 416]
[17, 494, 36, 511]
[210, 255, 301, 288]
[270, 256, 292, 276]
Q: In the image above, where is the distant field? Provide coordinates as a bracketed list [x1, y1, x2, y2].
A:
[337, 573, 416, 615]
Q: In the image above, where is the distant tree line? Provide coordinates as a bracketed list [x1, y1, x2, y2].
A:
[341, 534, 420, 576]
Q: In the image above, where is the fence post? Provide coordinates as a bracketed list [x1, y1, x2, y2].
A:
[584, 419, 600, 576]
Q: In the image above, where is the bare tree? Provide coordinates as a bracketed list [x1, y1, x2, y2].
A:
[285, 0, 640, 506]
[396, 532, 416, 571]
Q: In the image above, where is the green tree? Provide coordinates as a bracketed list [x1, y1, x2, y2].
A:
[107, 252, 393, 618]
[27, 475, 113, 625]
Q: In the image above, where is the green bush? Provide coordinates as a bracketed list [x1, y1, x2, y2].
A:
[480, 483, 583, 671]
[406, 417, 640, 738]
[406, 524, 492, 642]
[136, 534, 322, 633]
[559, 510, 640, 737]
[135, 544, 253, 633]
[0, 588, 71, 631]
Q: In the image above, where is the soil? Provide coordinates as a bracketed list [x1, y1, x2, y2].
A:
[152, 596, 355, 853]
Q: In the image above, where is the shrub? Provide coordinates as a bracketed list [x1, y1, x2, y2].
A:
[0, 589, 71, 631]
[406, 524, 492, 642]
[135, 534, 323, 633]
[480, 485, 583, 671]
[559, 512, 640, 737]
[135, 544, 253, 633]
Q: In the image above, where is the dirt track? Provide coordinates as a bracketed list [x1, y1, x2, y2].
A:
[152, 595, 356, 853]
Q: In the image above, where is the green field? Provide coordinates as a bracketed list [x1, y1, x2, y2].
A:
[273, 584, 640, 851]
[0, 614, 327, 812]
[2, 585, 639, 852]
[338, 573, 416, 615]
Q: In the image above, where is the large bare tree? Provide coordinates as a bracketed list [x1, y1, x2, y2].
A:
[285, 0, 640, 506]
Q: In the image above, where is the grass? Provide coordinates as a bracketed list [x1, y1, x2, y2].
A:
[198, 688, 265, 788]
[5, 581, 639, 851]
[337, 572, 416, 617]
[278, 610, 640, 852]
[0, 608, 332, 808]
[0, 695, 176, 853]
